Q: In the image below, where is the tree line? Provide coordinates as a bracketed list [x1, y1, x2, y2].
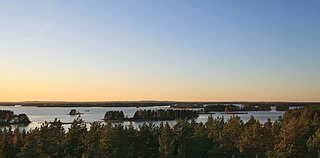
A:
[104, 110, 199, 121]
[204, 104, 289, 112]
[133, 109, 198, 121]
[104, 111, 125, 120]
[0, 106, 319, 158]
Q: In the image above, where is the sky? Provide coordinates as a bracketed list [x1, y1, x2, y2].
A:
[0, 0, 320, 102]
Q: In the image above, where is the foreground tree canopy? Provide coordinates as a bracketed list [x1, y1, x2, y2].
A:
[0, 106, 319, 158]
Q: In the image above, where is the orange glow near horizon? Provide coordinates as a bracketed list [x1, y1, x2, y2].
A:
[1, 74, 319, 102]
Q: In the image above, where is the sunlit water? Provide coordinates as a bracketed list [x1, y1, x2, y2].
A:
[0, 106, 286, 131]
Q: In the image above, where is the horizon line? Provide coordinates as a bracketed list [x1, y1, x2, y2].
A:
[1, 100, 320, 103]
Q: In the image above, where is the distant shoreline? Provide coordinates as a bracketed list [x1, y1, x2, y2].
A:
[0, 101, 319, 107]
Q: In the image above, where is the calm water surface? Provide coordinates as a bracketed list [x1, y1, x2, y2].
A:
[0, 106, 285, 130]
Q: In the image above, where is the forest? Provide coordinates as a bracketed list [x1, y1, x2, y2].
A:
[203, 104, 288, 112]
[132, 109, 199, 121]
[0, 106, 319, 158]
[103, 110, 199, 121]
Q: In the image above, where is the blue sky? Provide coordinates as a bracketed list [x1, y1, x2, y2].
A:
[0, 0, 319, 101]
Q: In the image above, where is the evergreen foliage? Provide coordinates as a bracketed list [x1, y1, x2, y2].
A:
[0, 106, 319, 158]
[104, 111, 125, 120]
[133, 109, 198, 120]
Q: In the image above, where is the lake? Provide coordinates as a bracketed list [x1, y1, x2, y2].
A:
[0, 106, 286, 130]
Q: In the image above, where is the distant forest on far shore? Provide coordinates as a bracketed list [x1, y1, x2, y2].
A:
[0, 101, 318, 107]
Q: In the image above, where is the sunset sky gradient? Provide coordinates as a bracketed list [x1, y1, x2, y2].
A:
[1, 0, 320, 101]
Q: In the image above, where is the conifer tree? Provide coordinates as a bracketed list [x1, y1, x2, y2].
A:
[83, 122, 103, 158]
[159, 123, 174, 158]
[307, 129, 320, 157]
[16, 128, 48, 158]
[223, 116, 243, 157]
[63, 117, 87, 158]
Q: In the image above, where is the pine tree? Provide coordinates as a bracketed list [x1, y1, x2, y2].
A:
[100, 123, 134, 158]
[16, 128, 48, 158]
[83, 122, 103, 158]
[274, 106, 320, 157]
[307, 129, 320, 157]
[223, 116, 243, 157]
[39, 119, 65, 158]
[135, 122, 159, 158]
[191, 122, 212, 158]
[63, 117, 87, 158]
[172, 119, 195, 158]
[0, 128, 15, 158]
[0, 135, 12, 158]
[12, 128, 25, 156]
[158, 123, 174, 158]
[238, 116, 264, 157]
[206, 116, 231, 157]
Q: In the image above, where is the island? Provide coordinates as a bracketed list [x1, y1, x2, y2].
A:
[103, 109, 199, 122]
[104, 111, 125, 121]
[69, 109, 81, 115]
[276, 105, 290, 111]
[0, 110, 31, 126]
